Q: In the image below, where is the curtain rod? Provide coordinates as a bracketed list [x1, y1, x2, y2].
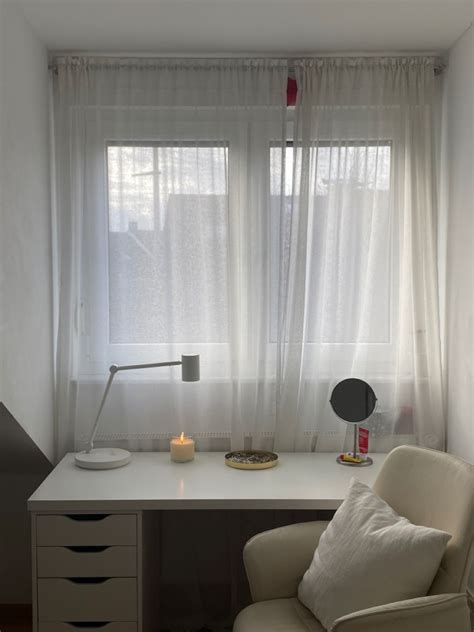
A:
[48, 52, 447, 73]
[49, 50, 444, 60]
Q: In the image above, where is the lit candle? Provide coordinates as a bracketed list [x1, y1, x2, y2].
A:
[170, 432, 195, 462]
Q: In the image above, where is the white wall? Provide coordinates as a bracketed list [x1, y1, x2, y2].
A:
[444, 25, 474, 464]
[0, 0, 54, 461]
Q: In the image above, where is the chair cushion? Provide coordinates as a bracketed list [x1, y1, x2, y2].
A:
[297, 477, 451, 631]
[233, 598, 325, 632]
[372, 445, 474, 595]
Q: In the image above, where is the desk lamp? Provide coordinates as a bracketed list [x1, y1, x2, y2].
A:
[75, 354, 200, 470]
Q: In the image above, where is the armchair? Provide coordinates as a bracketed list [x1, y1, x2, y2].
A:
[234, 446, 473, 632]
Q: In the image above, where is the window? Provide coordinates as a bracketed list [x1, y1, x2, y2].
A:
[80, 113, 277, 375]
[106, 142, 229, 345]
[90, 134, 393, 377]
[270, 141, 393, 343]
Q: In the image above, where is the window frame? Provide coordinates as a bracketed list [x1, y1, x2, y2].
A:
[79, 110, 278, 377]
[79, 110, 400, 380]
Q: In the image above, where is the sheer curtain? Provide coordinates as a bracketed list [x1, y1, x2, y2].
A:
[275, 57, 444, 452]
[52, 57, 289, 457]
[53, 55, 444, 460]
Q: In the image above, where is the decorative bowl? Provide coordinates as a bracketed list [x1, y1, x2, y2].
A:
[224, 450, 279, 470]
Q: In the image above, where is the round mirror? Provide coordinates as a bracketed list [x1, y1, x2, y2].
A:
[330, 378, 377, 467]
[330, 378, 377, 424]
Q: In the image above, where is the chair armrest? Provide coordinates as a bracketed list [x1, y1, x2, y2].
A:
[332, 593, 471, 632]
[243, 520, 329, 602]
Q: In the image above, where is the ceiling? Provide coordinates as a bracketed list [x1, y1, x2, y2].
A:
[15, 0, 473, 55]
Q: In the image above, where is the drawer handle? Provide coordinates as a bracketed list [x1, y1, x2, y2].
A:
[67, 577, 110, 584]
[66, 546, 110, 553]
[66, 624, 110, 629]
[65, 514, 108, 522]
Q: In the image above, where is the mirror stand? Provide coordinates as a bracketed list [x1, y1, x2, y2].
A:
[336, 424, 373, 467]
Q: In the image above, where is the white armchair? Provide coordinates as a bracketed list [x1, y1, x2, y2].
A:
[234, 446, 474, 632]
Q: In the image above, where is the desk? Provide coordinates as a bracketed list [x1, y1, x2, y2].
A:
[29, 452, 387, 632]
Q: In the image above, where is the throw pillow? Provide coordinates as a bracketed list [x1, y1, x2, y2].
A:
[298, 477, 451, 630]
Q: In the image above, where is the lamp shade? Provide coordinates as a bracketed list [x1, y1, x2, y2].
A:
[181, 354, 200, 382]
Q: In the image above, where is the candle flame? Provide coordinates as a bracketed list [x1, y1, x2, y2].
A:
[180, 432, 184, 444]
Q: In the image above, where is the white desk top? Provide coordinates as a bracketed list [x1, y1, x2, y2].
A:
[28, 452, 387, 512]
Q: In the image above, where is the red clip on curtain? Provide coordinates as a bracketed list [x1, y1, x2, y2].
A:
[287, 77, 297, 106]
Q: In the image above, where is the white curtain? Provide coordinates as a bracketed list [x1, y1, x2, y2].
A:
[53, 57, 289, 457]
[275, 57, 445, 452]
[53, 56, 444, 461]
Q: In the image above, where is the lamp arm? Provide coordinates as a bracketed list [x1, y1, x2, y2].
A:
[112, 361, 181, 372]
[85, 360, 183, 453]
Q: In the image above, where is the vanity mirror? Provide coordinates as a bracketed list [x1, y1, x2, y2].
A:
[330, 378, 377, 466]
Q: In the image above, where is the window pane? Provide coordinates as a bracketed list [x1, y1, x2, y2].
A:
[107, 143, 229, 344]
[270, 142, 392, 343]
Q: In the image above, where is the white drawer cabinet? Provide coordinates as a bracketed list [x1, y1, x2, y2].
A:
[31, 512, 157, 632]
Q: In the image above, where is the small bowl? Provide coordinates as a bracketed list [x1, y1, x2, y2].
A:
[224, 450, 279, 470]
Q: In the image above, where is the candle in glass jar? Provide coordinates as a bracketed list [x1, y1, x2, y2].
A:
[170, 432, 195, 462]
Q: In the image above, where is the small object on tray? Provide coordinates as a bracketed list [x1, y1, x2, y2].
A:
[225, 450, 279, 470]
[337, 452, 372, 466]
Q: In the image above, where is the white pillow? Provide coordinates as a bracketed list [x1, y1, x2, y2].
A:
[298, 477, 450, 631]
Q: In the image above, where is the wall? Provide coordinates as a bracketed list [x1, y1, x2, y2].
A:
[0, 0, 54, 461]
[444, 25, 474, 465]
[0, 0, 54, 604]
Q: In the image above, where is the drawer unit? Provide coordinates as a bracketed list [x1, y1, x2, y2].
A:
[36, 514, 137, 546]
[37, 546, 137, 578]
[31, 511, 158, 632]
[38, 578, 138, 622]
[39, 624, 137, 632]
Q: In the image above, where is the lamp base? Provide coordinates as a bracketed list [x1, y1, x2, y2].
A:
[75, 448, 132, 470]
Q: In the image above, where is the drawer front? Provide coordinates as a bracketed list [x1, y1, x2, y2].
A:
[37, 546, 137, 578]
[39, 624, 137, 632]
[36, 515, 137, 546]
[38, 578, 137, 622]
